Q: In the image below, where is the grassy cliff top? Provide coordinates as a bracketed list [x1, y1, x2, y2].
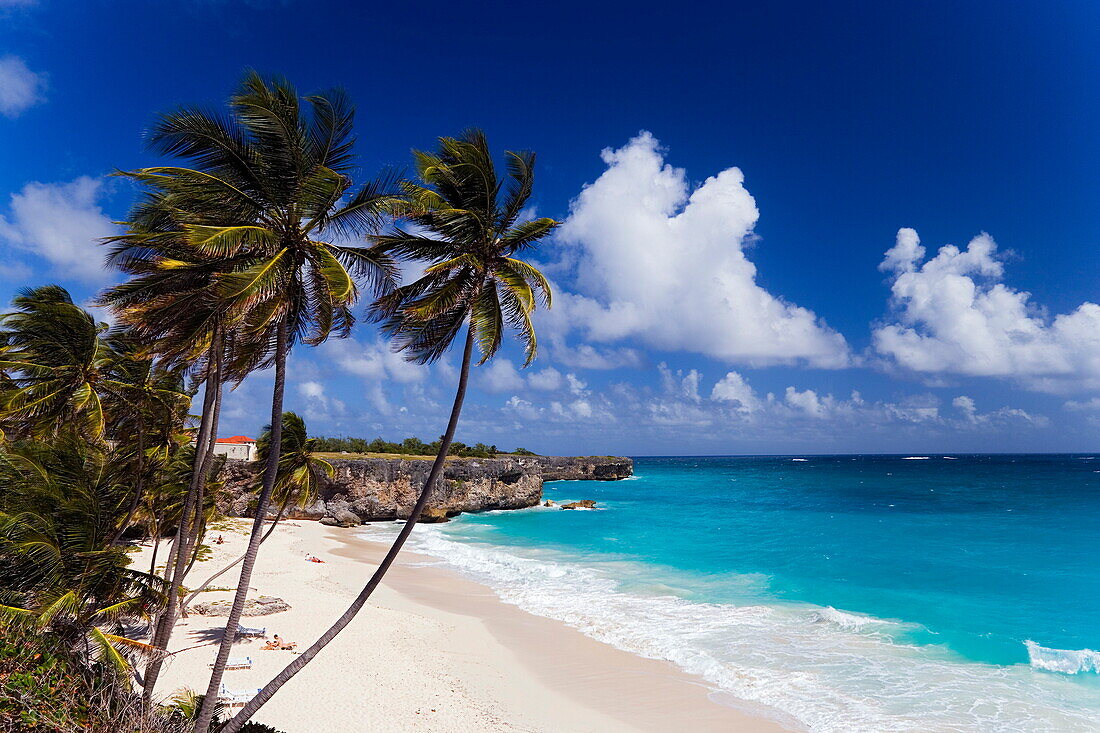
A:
[314, 452, 626, 461]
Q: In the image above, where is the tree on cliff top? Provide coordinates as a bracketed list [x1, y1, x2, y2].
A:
[219, 129, 557, 732]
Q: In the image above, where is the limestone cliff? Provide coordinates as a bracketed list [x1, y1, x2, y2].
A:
[217, 454, 632, 526]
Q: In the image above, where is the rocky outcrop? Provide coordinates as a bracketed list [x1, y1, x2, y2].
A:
[534, 456, 634, 481]
[216, 454, 631, 525]
[561, 500, 597, 510]
[194, 595, 289, 617]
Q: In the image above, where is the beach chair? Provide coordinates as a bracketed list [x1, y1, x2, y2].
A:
[218, 683, 260, 707]
[210, 656, 252, 670]
[236, 624, 266, 637]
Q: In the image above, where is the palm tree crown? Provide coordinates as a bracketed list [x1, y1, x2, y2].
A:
[113, 71, 398, 352]
[370, 129, 556, 366]
[0, 286, 112, 440]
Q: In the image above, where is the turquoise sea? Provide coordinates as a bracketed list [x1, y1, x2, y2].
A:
[361, 455, 1100, 731]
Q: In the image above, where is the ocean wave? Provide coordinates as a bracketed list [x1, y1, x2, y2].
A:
[359, 523, 1100, 732]
[791, 458, 809, 462]
[901, 456, 931, 460]
[1026, 641, 1100, 674]
[809, 606, 883, 630]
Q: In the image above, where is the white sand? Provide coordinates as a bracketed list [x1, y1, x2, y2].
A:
[134, 519, 793, 732]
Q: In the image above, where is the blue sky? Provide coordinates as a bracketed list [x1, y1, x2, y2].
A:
[2, 0, 1100, 455]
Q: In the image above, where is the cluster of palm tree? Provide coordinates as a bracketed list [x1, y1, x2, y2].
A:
[0, 287, 194, 730]
[1, 71, 557, 732]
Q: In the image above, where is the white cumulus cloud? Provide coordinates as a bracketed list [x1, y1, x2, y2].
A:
[527, 366, 564, 391]
[873, 228, 1100, 391]
[297, 380, 345, 418]
[710, 371, 761, 413]
[0, 176, 116, 283]
[555, 132, 850, 368]
[318, 337, 425, 383]
[479, 358, 525, 393]
[785, 386, 826, 417]
[0, 56, 45, 117]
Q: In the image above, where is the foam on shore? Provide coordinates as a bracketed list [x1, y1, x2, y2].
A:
[360, 521, 1100, 732]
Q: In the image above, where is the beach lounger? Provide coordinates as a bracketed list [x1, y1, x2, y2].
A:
[210, 656, 252, 670]
[236, 624, 266, 637]
[217, 683, 260, 707]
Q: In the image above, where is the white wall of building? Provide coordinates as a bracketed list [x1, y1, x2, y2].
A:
[212, 442, 255, 461]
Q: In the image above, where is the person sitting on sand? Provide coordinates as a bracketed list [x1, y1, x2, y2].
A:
[214, 535, 224, 545]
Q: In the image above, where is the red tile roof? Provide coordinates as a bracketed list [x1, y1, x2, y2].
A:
[217, 435, 255, 444]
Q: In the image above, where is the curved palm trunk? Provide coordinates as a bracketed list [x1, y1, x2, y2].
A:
[219, 326, 476, 733]
[180, 497, 291, 615]
[194, 320, 290, 733]
[180, 365, 224, 576]
[148, 512, 164, 576]
[142, 330, 223, 706]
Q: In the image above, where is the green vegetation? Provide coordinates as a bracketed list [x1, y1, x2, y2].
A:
[0, 72, 553, 732]
[311, 435, 506, 458]
[0, 289, 285, 731]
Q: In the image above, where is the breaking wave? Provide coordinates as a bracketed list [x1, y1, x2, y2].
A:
[809, 606, 882, 630]
[1026, 641, 1100, 675]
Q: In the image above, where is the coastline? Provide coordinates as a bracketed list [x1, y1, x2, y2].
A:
[139, 518, 793, 732]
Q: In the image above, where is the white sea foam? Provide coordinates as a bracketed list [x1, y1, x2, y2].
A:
[809, 606, 882, 630]
[901, 456, 931, 460]
[791, 458, 809, 462]
[942, 456, 958, 460]
[360, 524, 1100, 732]
[1026, 641, 1100, 675]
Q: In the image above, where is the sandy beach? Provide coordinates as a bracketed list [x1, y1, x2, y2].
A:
[135, 518, 794, 732]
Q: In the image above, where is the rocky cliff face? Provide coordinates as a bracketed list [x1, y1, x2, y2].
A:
[217, 454, 632, 526]
[534, 456, 634, 481]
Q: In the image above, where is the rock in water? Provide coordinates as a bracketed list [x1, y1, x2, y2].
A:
[418, 506, 452, 523]
[561, 500, 597, 510]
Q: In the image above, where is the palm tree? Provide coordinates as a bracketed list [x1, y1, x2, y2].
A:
[0, 287, 191, 544]
[103, 73, 398, 713]
[129, 73, 402, 733]
[0, 286, 112, 441]
[0, 436, 167, 678]
[101, 204, 273, 705]
[180, 412, 332, 612]
[101, 329, 192, 545]
[218, 129, 557, 732]
[100, 245, 239, 705]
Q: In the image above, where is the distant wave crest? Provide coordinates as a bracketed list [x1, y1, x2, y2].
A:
[809, 606, 881, 630]
[1025, 640, 1100, 674]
